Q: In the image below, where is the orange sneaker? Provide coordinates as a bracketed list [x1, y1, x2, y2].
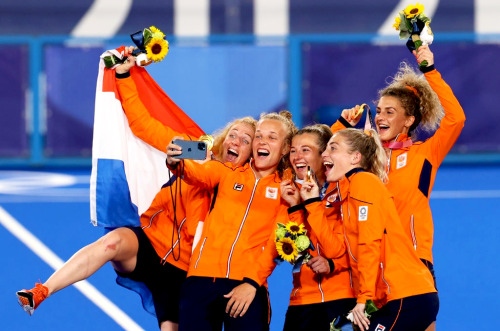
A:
[16, 283, 48, 316]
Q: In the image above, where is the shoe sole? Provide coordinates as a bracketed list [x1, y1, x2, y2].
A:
[16, 292, 35, 316]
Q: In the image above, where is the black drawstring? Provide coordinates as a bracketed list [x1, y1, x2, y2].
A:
[167, 160, 183, 262]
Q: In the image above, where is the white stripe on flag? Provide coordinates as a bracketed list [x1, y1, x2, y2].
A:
[71, 0, 132, 37]
[254, 0, 289, 36]
[475, 0, 500, 33]
[0, 206, 144, 331]
[174, 0, 210, 36]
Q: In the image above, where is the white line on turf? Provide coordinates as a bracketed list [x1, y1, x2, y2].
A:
[0, 206, 144, 331]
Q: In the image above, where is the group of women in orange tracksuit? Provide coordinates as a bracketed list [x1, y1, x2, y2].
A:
[18, 43, 464, 331]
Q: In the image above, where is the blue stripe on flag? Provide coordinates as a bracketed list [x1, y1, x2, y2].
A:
[95, 158, 140, 228]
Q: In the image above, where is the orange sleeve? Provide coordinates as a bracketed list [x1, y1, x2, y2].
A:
[421, 69, 466, 166]
[330, 253, 351, 274]
[304, 199, 345, 259]
[330, 119, 348, 134]
[169, 159, 231, 191]
[116, 76, 196, 152]
[184, 186, 211, 239]
[350, 175, 385, 304]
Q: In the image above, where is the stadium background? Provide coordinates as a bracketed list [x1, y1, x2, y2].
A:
[1, 0, 499, 330]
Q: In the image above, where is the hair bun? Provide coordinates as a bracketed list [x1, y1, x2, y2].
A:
[279, 110, 293, 120]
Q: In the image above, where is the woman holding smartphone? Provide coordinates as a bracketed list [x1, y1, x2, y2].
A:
[166, 110, 296, 331]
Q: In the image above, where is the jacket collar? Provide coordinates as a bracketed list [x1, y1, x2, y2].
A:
[345, 167, 365, 180]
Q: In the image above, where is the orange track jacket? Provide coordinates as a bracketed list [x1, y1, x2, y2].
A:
[169, 159, 290, 281]
[306, 170, 436, 307]
[331, 69, 465, 264]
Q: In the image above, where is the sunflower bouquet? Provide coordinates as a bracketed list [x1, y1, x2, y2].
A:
[275, 221, 315, 273]
[393, 3, 433, 67]
[103, 26, 169, 69]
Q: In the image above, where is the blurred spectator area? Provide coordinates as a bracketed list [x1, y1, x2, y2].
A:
[1, 0, 500, 166]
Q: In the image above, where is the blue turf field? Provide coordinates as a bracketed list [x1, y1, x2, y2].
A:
[1, 165, 499, 330]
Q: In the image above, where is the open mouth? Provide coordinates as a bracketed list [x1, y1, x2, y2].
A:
[226, 148, 239, 162]
[377, 124, 389, 133]
[323, 161, 333, 175]
[257, 148, 270, 158]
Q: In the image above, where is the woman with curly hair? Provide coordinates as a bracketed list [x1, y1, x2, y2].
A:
[334, 46, 465, 293]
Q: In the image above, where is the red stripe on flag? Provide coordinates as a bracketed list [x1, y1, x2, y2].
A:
[102, 66, 204, 138]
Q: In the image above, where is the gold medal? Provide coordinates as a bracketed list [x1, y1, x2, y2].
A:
[199, 135, 214, 151]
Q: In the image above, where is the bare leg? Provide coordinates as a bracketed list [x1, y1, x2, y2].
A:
[160, 321, 179, 331]
[43, 227, 139, 297]
[425, 321, 436, 331]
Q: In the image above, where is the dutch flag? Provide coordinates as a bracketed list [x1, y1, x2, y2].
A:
[90, 47, 204, 228]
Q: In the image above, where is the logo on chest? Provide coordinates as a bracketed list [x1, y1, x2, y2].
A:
[265, 187, 278, 199]
[233, 183, 244, 191]
[326, 193, 339, 207]
[396, 152, 407, 169]
[375, 324, 386, 331]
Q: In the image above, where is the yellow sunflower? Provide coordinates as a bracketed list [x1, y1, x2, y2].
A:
[393, 16, 401, 30]
[146, 37, 169, 63]
[404, 3, 424, 19]
[285, 221, 305, 236]
[149, 26, 166, 39]
[276, 237, 298, 263]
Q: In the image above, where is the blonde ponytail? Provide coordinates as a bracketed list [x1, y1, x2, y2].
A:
[337, 128, 388, 183]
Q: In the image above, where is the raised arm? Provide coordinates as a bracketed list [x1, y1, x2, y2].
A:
[114, 47, 196, 152]
[416, 46, 466, 165]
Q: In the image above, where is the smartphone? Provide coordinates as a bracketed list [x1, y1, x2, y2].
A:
[172, 140, 207, 160]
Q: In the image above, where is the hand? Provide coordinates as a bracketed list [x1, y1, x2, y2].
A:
[306, 256, 330, 274]
[352, 303, 370, 331]
[224, 283, 257, 317]
[115, 46, 136, 74]
[280, 179, 300, 207]
[413, 44, 434, 67]
[341, 105, 363, 127]
[299, 180, 319, 201]
[166, 136, 185, 166]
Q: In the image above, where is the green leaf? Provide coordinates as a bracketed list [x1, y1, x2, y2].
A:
[277, 223, 285, 228]
[102, 55, 124, 69]
[143, 28, 153, 45]
[417, 13, 431, 24]
[399, 31, 411, 40]
[365, 299, 379, 315]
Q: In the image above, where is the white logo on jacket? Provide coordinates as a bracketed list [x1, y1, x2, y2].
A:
[396, 152, 407, 169]
[375, 324, 386, 331]
[265, 187, 278, 199]
[358, 206, 368, 221]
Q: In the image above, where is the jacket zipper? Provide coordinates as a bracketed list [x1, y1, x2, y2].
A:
[226, 178, 259, 278]
[380, 262, 391, 294]
[162, 217, 186, 262]
[316, 244, 325, 303]
[342, 203, 358, 263]
[410, 215, 417, 250]
[141, 209, 163, 229]
[195, 237, 207, 269]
